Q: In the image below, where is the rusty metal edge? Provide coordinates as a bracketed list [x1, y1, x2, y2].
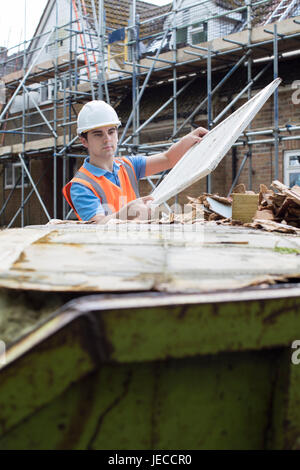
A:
[2, 283, 300, 370]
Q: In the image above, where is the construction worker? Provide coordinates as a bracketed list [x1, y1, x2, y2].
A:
[63, 100, 208, 223]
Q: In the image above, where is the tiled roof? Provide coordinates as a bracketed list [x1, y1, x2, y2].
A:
[214, 0, 243, 10]
[83, 1, 300, 40]
[83, 0, 172, 36]
[139, 3, 172, 37]
[251, 0, 282, 26]
[214, 0, 297, 26]
[214, 1, 297, 27]
[251, 0, 300, 26]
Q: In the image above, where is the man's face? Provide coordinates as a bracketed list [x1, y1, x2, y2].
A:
[80, 126, 118, 160]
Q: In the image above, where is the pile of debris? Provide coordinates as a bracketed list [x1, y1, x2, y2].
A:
[254, 180, 300, 228]
[187, 180, 300, 234]
[46, 180, 300, 235]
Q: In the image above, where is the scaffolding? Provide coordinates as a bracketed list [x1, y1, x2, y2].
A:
[0, 0, 300, 227]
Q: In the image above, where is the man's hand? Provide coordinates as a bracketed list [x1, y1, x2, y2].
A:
[117, 196, 154, 221]
[172, 127, 209, 158]
[89, 196, 154, 224]
[180, 127, 209, 150]
[144, 126, 209, 177]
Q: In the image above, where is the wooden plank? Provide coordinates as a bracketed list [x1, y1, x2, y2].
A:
[0, 135, 72, 157]
[2, 53, 84, 87]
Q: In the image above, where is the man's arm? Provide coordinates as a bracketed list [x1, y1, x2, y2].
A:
[144, 127, 208, 177]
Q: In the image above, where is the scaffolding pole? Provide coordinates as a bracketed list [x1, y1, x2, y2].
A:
[206, 42, 212, 193]
[247, 0, 253, 190]
[273, 23, 280, 181]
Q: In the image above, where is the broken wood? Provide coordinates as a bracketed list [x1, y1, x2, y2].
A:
[245, 219, 300, 234]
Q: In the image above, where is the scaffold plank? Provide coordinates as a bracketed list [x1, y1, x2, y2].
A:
[2, 53, 85, 88]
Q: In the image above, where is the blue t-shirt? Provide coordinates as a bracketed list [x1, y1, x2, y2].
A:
[70, 155, 147, 221]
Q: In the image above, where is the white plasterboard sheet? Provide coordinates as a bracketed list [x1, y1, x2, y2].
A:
[151, 78, 281, 205]
[206, 197, 232, 218]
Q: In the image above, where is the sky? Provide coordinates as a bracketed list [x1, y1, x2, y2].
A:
[0, 0, 48, 51]
[0, 0, 170, 51]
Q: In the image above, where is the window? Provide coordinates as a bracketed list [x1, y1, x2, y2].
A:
[284, 150, 300, 188]
[188, 22, 207, 45]
[59, 75, 76, 91]
[4, 163, 30, 190]
[4, 164, 13, 188]
[176, 26, 188, 45]
[176, 22, 207, 46]
[40, 82, 48, 103]
[40, 79, 55, 104]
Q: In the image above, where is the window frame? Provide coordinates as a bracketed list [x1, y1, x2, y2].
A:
[39, 79, 55, 105]
[188, 21, 208, 46]
[284, 149, 300, 188]
[4, 162, 30, 190]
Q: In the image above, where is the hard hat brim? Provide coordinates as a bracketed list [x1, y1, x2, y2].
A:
[78, 121, 121, 135]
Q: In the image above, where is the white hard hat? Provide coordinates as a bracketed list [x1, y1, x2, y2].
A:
[77, 100, 121, 135]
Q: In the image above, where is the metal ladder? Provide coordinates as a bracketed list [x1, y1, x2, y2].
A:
[73, 0, 110, 103]
[265, 0, 299, 24]
[90, 0, 110, 103]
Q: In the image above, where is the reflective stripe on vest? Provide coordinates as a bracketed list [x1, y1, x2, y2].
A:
[72, 168, 111, 209]
[116, 157, 140, 198]
[62, 157, 140, 220]
[62, 182, 82, 221]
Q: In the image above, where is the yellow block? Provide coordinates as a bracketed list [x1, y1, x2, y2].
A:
[232, 193, 259, 223]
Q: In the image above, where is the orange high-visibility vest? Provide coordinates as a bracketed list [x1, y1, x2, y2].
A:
[63, 157, 140, 221]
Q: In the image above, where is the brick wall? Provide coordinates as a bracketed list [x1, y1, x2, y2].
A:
[0, 157, 65, 228]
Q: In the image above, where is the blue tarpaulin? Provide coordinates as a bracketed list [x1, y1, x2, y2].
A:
[108, 28, 125, 44]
